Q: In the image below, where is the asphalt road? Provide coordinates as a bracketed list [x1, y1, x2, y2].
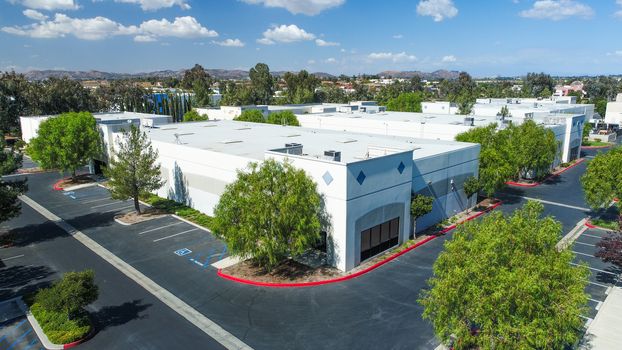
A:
[1, 144, 618, 350]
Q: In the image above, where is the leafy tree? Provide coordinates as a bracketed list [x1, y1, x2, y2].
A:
[181, 64, 213, 107]
[93, 80, 149, 113]
[34, 77, 94, 115]
[523, 72, 555, 98]
[386, 92, 424, 112]
[595, 232, 622, 268]
[36, 270, 98, 318]
[283, 70, 320, 104]
[318, 85, 349, 104]
[104, 125, 163, 214]
[462, 176, 480, 212]
[212, 159, 323, 270]
[593, 98, 607, 118]
[498, 105, 510, 118]
[411, 194, 434, 233]
[419, 201, 588, 350]
[266, 111, 300, 126]
[456, 93, 474, 115]
[512, 120, 558, 179]
[28, 112, 101, 180]
[0, 134, 26, 223]
[234, 109, 265, 123]
[582, 122, 592, 140]
[584, 76, 619, 101]
[220, 82, 255, 106]
[0, 71, 31, 133]
[581, 147, 622, 224]
[249, 63, 274, 105]
[182, 109, 208, 122]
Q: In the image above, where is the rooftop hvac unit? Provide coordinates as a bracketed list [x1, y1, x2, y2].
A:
[324, 150, 341, 162]
[284, 143, 303, 155]
[142, 118, 154, 128]
[464, 117, 474, 126]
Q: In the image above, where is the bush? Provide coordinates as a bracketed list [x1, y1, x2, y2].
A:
[35, 270, 98, 318]
[266, 111, 300, 126]
[595, 138, 602, 142]
[142, 194, 213, 229]
[234, 109, 265, 123]
[183, 110, 208, 122]
[30, 302, 91, 344]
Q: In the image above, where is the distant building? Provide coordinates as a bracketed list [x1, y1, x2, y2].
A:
[604, 93, 622, 127]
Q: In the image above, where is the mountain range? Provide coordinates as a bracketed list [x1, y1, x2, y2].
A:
[22, 69, 460, 81]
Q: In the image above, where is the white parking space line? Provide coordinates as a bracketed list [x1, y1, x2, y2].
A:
[91, 200, 129, 209]
[583, 233, 606, 239]
[1, 254, 24, 261]
[81, 197, 111, 204]
[139, 222, 183, 235]
[513, 196, 590, 211]
[575, 241, 595, 247]
[588, 297, 604, 303]
[587, 280, 611, 288]
[571, 262, 620, 276]
[153, 228, 199, 242]
[572, 250, 595, 258]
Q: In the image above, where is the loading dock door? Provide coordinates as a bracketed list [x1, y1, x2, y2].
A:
[360, 217, 399, 262]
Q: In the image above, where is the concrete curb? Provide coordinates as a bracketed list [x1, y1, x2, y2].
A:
[506, 158, 585, 188]
[62, 183, 98, 192]
[217, 201, 502, 288]
[581, 145, 612, 150]
[17, 298, 93, 350]
[171, 214, 213, 234]
[557, 218, 588, 251]
[585, 221, 617, 232]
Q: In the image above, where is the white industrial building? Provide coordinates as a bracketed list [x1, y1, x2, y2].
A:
[605, 93, 622, 127]
[146, 120, 480, 271]
[293, 110, 585, 165]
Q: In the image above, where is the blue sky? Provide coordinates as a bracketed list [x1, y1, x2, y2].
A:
[1, 0, 621, 77]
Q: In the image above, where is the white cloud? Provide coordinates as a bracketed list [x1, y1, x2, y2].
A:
[616, 0, 622, 18]
[241, 0, 344, 15]
[519, 0, 594, 20]
[606, 50, 622, 56]
[442, 55, 457, 62]
[307, 59, 316, 64]
[257, 24, 315, 45]
[315, 38, 339, 46]
[115, 0, 190, 11]
[1, 14, 218, 41]
[8, 0, 79, 10]
[325, 57, 337, 63]
[416, 0, 458, 22]
[392, 34, 403, 39]
[212, 38, 245, 47]
[368, 52, 417, 63]
[23, 9, 48, 21]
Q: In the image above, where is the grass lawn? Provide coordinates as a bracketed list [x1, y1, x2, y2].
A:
[26, 299, 91, 344]
[591, 218, 619, 231]
[142, 194, 214, 229]
[582, 140, 612, 147]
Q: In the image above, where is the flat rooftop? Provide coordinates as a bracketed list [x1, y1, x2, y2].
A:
[146, 119, 477, 163]
[21, 111, 170, 121]
[296, 110, 579, 127]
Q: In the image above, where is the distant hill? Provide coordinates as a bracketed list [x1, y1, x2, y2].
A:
[23, 69, 335, 81]
[376, 70, 461, 80]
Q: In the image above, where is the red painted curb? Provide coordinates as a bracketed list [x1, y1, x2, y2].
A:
[506, 158, 585, 188]
[217, 201, 503, 288]
[52, 178, 65, 191]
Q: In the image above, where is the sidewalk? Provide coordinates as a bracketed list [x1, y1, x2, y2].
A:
[584, 286, 622, 349]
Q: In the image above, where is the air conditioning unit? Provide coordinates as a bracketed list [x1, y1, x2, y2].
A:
[324, 150, 341, 162]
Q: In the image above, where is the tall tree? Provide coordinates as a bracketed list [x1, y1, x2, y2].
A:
[0, 71, 31, 133]
[581, 147, 622, 224]
[104, 125, 163, 214]
[283, 70, 320, 104]
[181, 64, 213, 107]
[512, 120, 558, 179]
[212, 159, 324, 270]
[523, 72, 555, 98]
[34, 77, 94, 115]
[386, 92, 424, 112]
[0, 134, 26, 223]
[249, 63, 274, 105]
[28, 112, 101, 180]
[419, 201, 588, 349]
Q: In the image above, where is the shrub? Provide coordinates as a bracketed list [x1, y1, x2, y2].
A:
[30, 303, 90, 344]
[183, 110, 208, 122]
[266, 111, 300, 126]
[595, 138, 602, 142]
[234, 109, 265, 123]
[35, 270, 98, 318]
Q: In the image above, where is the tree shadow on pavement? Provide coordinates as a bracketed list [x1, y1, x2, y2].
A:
[91, 299, 152, 332]
[0, 265, 54, 300]
[2, 221, 68, 247]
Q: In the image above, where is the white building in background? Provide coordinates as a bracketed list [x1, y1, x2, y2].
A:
[146, 120, 480, 271]
[605, 93, 622, 127]
[421, 101, 459, 115]
[293, 110, 585, 165]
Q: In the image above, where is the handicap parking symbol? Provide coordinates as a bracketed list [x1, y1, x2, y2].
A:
[174, 248, 192, 256]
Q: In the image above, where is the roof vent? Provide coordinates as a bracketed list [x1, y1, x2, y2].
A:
[284, 143, 303, 155]
[324, 150, 341, 162]
[464, 117, 474, 126]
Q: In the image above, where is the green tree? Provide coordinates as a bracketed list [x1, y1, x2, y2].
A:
[456, 92, 474, 115]
[498, 105, 510, 118]
[266, 111, 300, 126]
[182, 109, 208, 122]
[0, 71, 31, 133]
[523, 72, 555, 98]
[0, 134, 26, 223]
[419, 201, 588, 350]
[593, 98, 607, 118]
[283, 70, 320, 104]
[181, 64, 213, 107]
[462, 176, 480, 212]
[220, 82, 255, 106]
[581, 147, 622, 224]
[36, 270, 99, 318]
[582, 122, 593, 141]
[28, 112, 101, 180]
[34, 77, 94, 115]
[234, 109, 265, 123]
[104, 125, 163, 214]
[212, 159, 324, 270]
[249, 63, 274, 105]
[411, 194, 434, 234]
[386, 92, 424, 112]
[512, 120, 558, 179]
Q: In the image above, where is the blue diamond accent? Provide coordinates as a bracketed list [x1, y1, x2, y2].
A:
[356, 170, 366, 185]
[397, 161, 405, 174]
[322, 171, 334, 185]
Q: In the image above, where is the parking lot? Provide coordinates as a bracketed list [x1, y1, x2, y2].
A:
[0, 298, 41, 350]
[51, 184, 229, 272]
[571, 227, 621, 322]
